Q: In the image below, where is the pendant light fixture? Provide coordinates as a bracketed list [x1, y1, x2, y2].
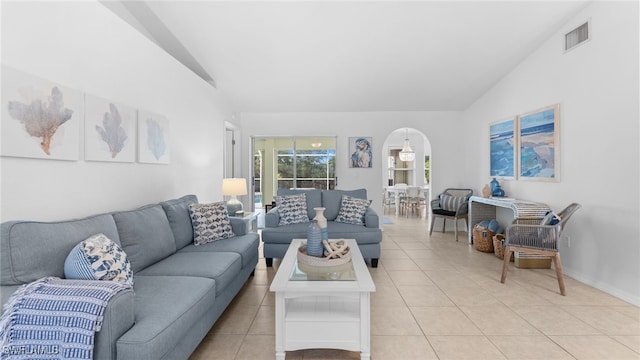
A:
[398, 128, 415, 162]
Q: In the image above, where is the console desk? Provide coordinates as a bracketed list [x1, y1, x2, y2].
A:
[467, 196, 551, 244]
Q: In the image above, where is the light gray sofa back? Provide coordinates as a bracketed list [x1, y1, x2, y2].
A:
[161, 194, 198, 250]
[322, 189, 367, 220]
[276, 188, 322, 219]
[0, 214, 120, 286]
[113, 204, 177, 273]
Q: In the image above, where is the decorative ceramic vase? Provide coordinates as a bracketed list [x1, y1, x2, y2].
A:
[492, 184, 505, 197]
[313, 207, 328, 241]
[306, 220, 323, 257]
[482, 184, 491, 198]
[490, 178, 500, 193]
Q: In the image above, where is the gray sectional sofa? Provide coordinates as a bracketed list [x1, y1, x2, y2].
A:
[0, 194, 259, 360]
[262, 188, 382, 267]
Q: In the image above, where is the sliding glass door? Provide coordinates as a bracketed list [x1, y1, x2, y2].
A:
[253, 137, 336, 210]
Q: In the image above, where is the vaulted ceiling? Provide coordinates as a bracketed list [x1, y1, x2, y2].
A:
[105, 1, 589, 113]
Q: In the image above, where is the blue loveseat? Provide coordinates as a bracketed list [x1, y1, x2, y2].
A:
[0, 195, 259, 360]
[261, 188, 382, 267]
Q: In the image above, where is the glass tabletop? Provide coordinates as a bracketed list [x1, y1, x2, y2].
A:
[289, 258, 356, 281]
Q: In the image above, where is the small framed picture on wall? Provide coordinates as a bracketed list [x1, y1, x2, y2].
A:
[349, 137, 372, 168]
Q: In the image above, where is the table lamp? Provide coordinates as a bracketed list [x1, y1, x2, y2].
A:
[222, 178, 247, 216]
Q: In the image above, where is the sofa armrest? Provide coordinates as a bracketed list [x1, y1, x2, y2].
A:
[364, 207, 379, 228]
[94, 287, 135, 359]
[229, 217, 248, 236]
[265, 208, 280, 228]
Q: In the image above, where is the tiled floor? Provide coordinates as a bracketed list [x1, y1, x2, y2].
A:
[190, 214, 640, 359]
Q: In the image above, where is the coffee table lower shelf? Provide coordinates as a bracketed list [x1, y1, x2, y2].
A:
[278, 295, 365, 354]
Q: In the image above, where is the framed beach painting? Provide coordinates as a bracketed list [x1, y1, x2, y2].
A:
[518, 104, 560, 181]
[1, 65, 82, 161]
[85, 94, 136, 162]
[349, 137, 372, 168]
[138, 110, 170, 164]
[489, 117, 517, 178]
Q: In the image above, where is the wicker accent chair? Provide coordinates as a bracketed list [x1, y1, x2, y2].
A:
[429, 188, 473, 241]
[501, 203, 581, 296]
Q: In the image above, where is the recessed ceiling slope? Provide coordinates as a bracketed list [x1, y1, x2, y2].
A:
[133, 1, 588, 112]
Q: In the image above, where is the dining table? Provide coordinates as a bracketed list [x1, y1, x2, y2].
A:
[385, 185, 429, 215]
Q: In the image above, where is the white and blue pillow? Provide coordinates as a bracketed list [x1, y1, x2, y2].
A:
[64, 233, 134, 285]
[540, 211, 561, 226]
[276, 193, 309, 225]
[189, 201, 235, 245]
[335, 195, 370, 225]
[440, 194, 466, 212]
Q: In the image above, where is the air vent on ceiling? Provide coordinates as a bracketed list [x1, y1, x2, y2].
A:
[565, 21, 590, 52]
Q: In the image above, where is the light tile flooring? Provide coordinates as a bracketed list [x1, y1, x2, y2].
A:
[190, 215, 640, 360]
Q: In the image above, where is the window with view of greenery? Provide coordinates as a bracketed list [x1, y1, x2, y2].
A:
[425, 156, 430, 184]
[253, 137, 337, 208]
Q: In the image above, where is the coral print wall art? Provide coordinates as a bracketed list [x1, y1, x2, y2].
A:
[489, 117, 516, 178]
[1, 66, 82, 160]
[349, 137, 372, 168]
[85, 94, 136, 162]
[138, 110, 170, 164]
[519, 104, 560, 181]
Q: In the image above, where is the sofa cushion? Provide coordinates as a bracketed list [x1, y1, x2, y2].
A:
[113, 204, 177, 273]
[178, 233, 259, 269]
[136, 252, 242, 295]
[322, 189, 367, 220]
[64, 233, 134, 285]
[335, 195, 370, 225]
[161, 194, 198, 250]
[277, 188, 322, 219]
[0, 214, 121, 286]
[275, 193, 309, 225]
[189, 202, 235, 245]
[116, 275, 216, 360]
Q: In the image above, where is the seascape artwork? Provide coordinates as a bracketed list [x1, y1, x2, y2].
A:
[349, 137, 372, 168]
[85, 95, 136, 162]
[519, 104, 560, 181]
[489, 118, 516, 178]
[138, 110, 170, 164]
[1, 66, 81, 160]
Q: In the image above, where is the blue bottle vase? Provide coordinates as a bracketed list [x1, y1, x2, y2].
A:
[306, 220, 323, 257]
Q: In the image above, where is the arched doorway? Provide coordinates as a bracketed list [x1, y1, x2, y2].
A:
[381, 128, 432, 218]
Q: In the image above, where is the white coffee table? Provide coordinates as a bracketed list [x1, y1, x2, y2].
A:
[269, 239, 376, 360]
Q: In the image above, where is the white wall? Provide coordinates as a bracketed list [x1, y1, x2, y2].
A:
[463, 2, 639, 305]
[0, 1, 231, 221]
[239, 111, 463, 217]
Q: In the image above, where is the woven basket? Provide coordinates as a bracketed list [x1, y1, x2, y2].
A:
[493, 234, 514, 261]
[297, 245, 352, 267]
[473, 225, 494, 253]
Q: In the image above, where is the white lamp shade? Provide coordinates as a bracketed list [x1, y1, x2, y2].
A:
[222, 178, 248, 196]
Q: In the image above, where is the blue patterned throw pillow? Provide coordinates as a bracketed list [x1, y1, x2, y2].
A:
[64, 233, 134, 285]
[189, 201, 235, 245]
[335, 195, 370, 225]
[276, 193, 309, 226]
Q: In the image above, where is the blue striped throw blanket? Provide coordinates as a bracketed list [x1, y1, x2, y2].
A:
[0, 277, 131, 359]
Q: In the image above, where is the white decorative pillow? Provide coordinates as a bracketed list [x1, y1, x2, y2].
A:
[335, 195, 370, 225]
[64, 233, 134, 285]
[189, 202, 235, 245]
[276, 193, 309, 226]
[440, 194, 465, 212]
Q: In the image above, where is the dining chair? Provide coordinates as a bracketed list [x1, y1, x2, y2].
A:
[501, 203, 581, 295]
[401, 186, 422, 217]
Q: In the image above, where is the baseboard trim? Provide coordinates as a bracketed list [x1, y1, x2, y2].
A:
[563, 268, 640, 307]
